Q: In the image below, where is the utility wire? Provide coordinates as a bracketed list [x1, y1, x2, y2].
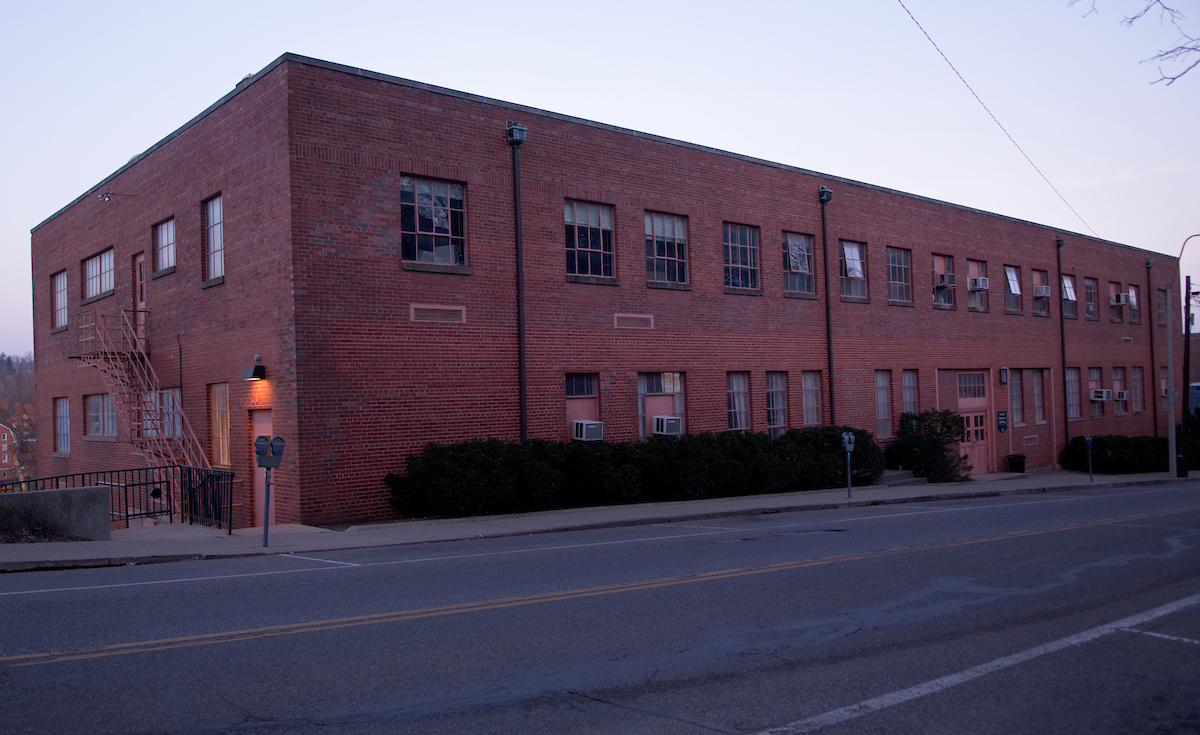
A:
[896, 0, 1098, 236]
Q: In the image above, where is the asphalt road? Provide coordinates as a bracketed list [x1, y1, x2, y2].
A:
[1, 484, 1198, 734]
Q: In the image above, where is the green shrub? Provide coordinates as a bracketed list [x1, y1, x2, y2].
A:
[386, 427, 883, 519]
[1060, 435, 1167, 474]
[884, 410, 970, 482]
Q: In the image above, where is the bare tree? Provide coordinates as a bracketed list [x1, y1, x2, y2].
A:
[1072, 0, 1199, 84]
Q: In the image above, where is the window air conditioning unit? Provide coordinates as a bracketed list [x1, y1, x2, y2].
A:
[967, 277, 988, 291]
[1115, 390, 1130, 401]
[652, 415, 683, 435]
[1033, 286, 1052, 298]
[1090, 389, 1113, 401]
[935, 273, 956, 287]
[1111, 293, 1131, 306]
[572, 420, 604, 442]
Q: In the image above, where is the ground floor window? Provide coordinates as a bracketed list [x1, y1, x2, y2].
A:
[54, 397, 70, 452]
[208, 383, 230, 466]
[802, 371, 822, 425]
[638, 372, 684, 438]
[766, 372, 787, 439]
[727, 372, 749, 430]
[85, 393, 116, 436]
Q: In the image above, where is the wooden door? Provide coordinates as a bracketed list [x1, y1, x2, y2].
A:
[959, 411, 989, 474]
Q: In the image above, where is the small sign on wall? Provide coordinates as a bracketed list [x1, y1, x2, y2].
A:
[997, 411, 1007, 434]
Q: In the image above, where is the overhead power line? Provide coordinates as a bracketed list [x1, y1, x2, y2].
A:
[896, 0, 1098, 237]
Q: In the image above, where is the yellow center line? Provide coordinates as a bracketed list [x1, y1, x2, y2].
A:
[5, 504, 1196, 667]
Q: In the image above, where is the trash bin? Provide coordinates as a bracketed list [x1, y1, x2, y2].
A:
[1007, 453, 1026, 473]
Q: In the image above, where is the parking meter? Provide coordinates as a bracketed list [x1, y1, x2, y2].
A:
[255, 435, 285, 546]
[842, 432, 855, 498]
[1084, 435, 1093, 483]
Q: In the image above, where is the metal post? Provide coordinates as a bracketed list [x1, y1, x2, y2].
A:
[262, 467, 272, 548]
[1167, 284, 1178, 478]
[846, 449, 852, 499]
[1184, 275, 1192, 477]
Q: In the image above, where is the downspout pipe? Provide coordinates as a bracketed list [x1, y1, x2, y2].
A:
[819, 185, 835, 425]
[1056, 238, 1069, 456]
[507, 121, 529, 440]
[1148, 260, 1158, 437]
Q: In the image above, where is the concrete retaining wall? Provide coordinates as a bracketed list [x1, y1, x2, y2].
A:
[0, 486, 110, 541]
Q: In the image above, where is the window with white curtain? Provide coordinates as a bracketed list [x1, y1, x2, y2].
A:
[1011, 369, 1023, 425]
[766, 372, 787, 438]
[55, 397, 70, 453]
[902, 369, 918, 414]
[875, 370, 891, 438]
[802, 371, 822, 425]
[727, 372, 749, 430]
[840, 241, 867, 298]
[156, 218, 176, 271]
[85, 393, 116, 436]
[1004, 265, 1021, 311]
[52, 271, 68, 328]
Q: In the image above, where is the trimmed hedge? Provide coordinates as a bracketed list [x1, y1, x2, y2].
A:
[1060, 435, 1167, 474]
[385, 427, 883, 518]
[884, 410, 971, 482]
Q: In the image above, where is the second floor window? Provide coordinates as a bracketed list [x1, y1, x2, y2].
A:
[887, 247, 911, 302]
[84, 249, 114, 299]
[156, 218, 176, 271]
[52, 271, 68, 328]
[566, 200, 614, 277]
[1032, 270, 1049, 315]
[840, 241, 866, 298]
[1085, 278, 1098, 318]
[1004, 266, 1021, 311]
[783, 232, 814, 294]
[968, 260, 987, 310]
[403, 178, 466, 266]
[204, 195, 224, 279]
[1128, 285, 1141, 323]
[724, 223, 759, 289]
[932, 254, 954, 305]
[1062, 274, 1078, 317]
[645, 211, 686, 284]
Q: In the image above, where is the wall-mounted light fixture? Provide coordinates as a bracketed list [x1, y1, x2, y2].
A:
[506, 120, 527, 147]
[242, 365, 266, 381]
[999, 367, 1009, 385]
[97, 191, 136, 202]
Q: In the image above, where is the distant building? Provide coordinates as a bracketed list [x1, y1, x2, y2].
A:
[31, 53, 1183, 526]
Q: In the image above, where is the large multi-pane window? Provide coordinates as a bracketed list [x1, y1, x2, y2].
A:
[51, 271, 68, 328]
[1066, 368, 1081, 419]
[84, 249, 114, 299]
[144, 388, 182, 437]
[645, 212, 686, 284]
[727, 372, 750, 430]
[156, 218, 176, 271]
[802, 371, 822, 425]
[1128, 285, 1141, 323]
[54, 397, 70, 453]
[1011, 369, 1023, 425]
[1132, 367, 1145, 412]
[1085, 278, 1098, 318]
[968, 260, 987, 310]
[875, 370, 892, 437]
[204, 195, 224, 279]
[840, 241, 867, 298]
[723, 223, 759, 289]
[931, 254, 953, 305]
[902, 369, 918, 414]
[208, 383, 230, 466]
[887, 247, 911, 302]
[1113, 367, 1127, 415]
[958, 373, 986, 399]
[1088, 367, 1103, 418]
[1032, 270, 1050, 315]
[400, 178, 466, 266]
[783, 232, 814, 294]
[766, 372, 787, 439]
[1004, 266, 1021, 311]
[85, 393, 117, 436]
[1062, 274, 1078, 317]
[1032, 369, 1045, 423]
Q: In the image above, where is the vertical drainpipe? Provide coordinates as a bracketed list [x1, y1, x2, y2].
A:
[1056, 237, 1069, 455]
[1147, 259, 1159, 437]
[507, 121, 529, 440]
[819, 185, 835, 425]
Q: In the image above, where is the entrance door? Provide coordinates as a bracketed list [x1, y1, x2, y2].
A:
[251, 409, 276, 527]
[959, 411, 988, 474]
[133, 253, 147, 349]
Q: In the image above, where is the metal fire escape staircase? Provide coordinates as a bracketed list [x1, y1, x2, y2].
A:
[74, 310, 209, 470]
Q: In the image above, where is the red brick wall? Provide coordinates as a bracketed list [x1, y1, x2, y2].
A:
[33, 55, 1184, 526]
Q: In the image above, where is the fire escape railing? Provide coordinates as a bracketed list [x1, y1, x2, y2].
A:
[74, 309, 210, 472]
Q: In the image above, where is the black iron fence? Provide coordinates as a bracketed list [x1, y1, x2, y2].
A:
[0, 465, 236, 532]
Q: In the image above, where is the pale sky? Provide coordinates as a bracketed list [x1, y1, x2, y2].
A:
[2, 0, 1198, 356]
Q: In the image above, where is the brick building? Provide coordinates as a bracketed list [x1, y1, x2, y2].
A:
[31, 53, 1182, 526]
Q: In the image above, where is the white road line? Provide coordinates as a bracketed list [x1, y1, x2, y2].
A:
[0, 486, 1191, 598]
[1119, 627, 1200, 646]
[281, 554, 361, 567]
[757, 592, 1200, 734]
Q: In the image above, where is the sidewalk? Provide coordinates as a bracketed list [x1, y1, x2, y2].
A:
[0, 469, 1191, 572]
